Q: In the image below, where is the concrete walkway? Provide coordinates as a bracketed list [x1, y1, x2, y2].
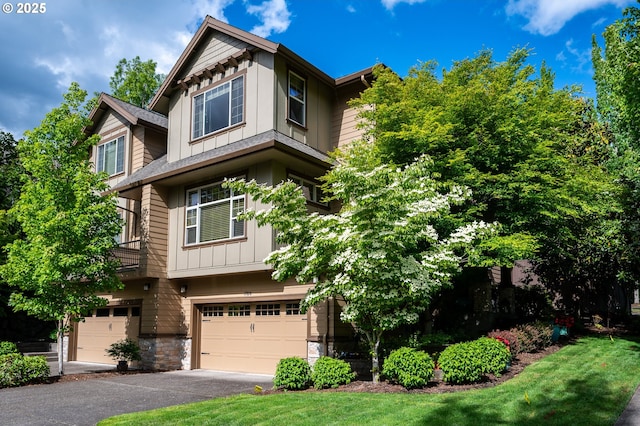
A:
[617, 385, 640, 425]
[0, 361, 274, 426]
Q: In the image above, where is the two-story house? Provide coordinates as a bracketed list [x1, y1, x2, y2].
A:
[67, 16, 372, 374]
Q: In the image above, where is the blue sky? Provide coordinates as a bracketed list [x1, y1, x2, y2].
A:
[0, 0, 635, 139]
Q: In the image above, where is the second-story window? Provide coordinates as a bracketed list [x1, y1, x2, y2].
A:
[289, 174, 327, 206]
[288, 71, 306, 126]
[97, 136, 125, 176]
[192, 75, 244, 139]
[185, 181, 245, 245]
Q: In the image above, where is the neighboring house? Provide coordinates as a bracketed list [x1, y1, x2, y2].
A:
[67, 16, 373, 374]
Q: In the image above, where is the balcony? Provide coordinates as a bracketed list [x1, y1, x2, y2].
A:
[113, 240, 141, 269]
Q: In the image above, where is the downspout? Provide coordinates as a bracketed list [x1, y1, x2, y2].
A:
[360, 75, 371, 88]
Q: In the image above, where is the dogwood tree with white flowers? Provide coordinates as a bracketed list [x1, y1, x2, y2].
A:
[226, 144, 494, 382]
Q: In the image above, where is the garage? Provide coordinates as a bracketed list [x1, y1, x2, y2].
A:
[75, 306, 140, 364]
[199, 301, 307, 374]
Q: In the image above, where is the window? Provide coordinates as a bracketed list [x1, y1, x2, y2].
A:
[256, 304, 281, 316]
[286, 303, 300, 315]
[113, 307, 129, 317]
[203, 306, 223, 317]
[193, 75, 244, 139]
[289, 174, 327, 206]
[97, 136, 125, 176]
[228, 305, 250, 317]
[185, 182, 245, 245]
[96, 308, 110, 317]
[288, 71, 306, 126]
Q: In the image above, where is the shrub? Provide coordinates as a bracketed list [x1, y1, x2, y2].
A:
[20, 356, 49, 384]
[0, 341, 19, 356]
[311, 356, 356, 389]
[487, 329, 520, 356]
[382, 347, 435, 389]
[437, 342, 484, 384]
[274, 357, 311, 390]
[0, 354, 49, 388]
[105, 338, 142, 362]
[514, 322, 553, 353]
[473, 337, 511, 376]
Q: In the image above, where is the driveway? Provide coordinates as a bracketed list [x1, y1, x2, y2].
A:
[0, 364, 274, 426]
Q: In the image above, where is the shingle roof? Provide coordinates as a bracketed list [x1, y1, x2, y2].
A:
[86, 93, 168, 134]
[110, 130, 332, 193]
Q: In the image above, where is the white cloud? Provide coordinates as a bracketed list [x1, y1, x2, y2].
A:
[506, 0, 632, 35]
[245, 0, 292, 37]
[191, 0, 236, 22]
[381, 0, 427, 11]
[347, 4, 356, 13]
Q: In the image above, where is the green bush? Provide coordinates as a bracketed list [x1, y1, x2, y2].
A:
[274, 357, 311, 390]
[0, 354, 49, 388]
[473, 337, 511, 376]
[0, 341, 19, 356]
[437, 341, 484, 384]
[487, 329, 520, 356]
[382, 347, 435, 389]
[515, 322, 553, 353]
[311, 356, 356, 389]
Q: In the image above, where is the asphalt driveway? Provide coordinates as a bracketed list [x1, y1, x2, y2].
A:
[0, 365, 274, 426]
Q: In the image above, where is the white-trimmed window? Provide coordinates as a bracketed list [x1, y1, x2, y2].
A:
[192, 75, 244, 139]
[288, 71, 306, 126]
[97, 136, 125, 176]
[289, 174, 327, 206]
[185, 182, 245, 245]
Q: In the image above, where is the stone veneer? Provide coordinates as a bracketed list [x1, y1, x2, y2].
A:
[138, 336, 190, 370]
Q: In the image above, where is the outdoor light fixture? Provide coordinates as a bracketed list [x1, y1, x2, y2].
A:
[143, 283, 150, 291]
[180, 285, 188, 294]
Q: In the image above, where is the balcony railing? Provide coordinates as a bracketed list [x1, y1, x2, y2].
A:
[113, 240, 141, 269]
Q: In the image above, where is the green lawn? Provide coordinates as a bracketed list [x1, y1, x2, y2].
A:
[99, 335, 640, 426]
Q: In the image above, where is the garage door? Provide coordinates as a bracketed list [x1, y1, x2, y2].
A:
[200, 301, 307, 374]
[75, 306, 140, 364]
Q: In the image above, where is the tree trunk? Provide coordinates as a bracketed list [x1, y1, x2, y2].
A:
[57, 319, 64, 376]
[367, 331, 382, 383]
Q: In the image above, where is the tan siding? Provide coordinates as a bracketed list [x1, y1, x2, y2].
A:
[332, 85, 367, 150]
[183, 32, 250, 77]
[141, 184, 169, 277]
[131, 126, 145, 173]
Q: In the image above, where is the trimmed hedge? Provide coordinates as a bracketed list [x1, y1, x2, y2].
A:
[438, 341, 484, 384]
[474, 337, 511, 376]
[274, 356, 312, 390]
[312, 356, 356, 389]
[382, 347, 434, 389]
[0, 354, 49, 388]
[0, 341, 19, 356]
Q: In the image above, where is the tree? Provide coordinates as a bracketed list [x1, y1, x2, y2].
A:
[226, 144, 494, 382]
[109, 56, 164, 108]
[350, 50, 619, 314]
[0, 83, 123, 375]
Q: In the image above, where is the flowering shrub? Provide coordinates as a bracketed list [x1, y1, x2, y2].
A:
[555, 315, 575, 328]
[487, 329, 520, 356]
[311, 356, 356, 389]
[382, 347, 434, 389]
[274, 357, 311, 390]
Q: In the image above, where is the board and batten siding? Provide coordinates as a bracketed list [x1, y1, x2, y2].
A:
[166, 42, 276, 163]
[93, 110, 131, 188]
[166, 163, 275, 279]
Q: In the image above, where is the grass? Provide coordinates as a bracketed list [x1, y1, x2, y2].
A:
[99, 335, 640, 426]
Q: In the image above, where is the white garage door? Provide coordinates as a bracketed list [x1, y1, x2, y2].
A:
[200, 301, 307, 374]
[75, 306, 140, 364]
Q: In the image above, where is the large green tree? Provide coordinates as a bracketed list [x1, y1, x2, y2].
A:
[351, 49, 619, 314]
[226, 144, 493, 382]
[0, 83, 123, 374]
[109, 56, 164, 108]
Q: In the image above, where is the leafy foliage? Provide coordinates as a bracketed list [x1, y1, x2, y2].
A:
[273, 357, 312, 390]
[487, 329, 521, 356]
[437, 341, 484, 384]
[226, 144, 494, 382]
[0, 353, 49, 388]
[105, 338, 142, 362]
[514, 322, 553, 353]
[0, 341, 18, 356]
[311, 356, 356, 389]
[0, 83, 123, 374]
[109, 56, 164, 108]
[473, 337, 511, 376]
[382, 347, 435, 389]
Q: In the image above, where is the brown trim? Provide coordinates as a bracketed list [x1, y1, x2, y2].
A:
[182, 236, 248, 251]
[189, 70, 247, 143]
[189, 122, 246, 145]
[96, 130, 128, 177]
[194, 295, 306, 306]
[285, 169, 330, 210]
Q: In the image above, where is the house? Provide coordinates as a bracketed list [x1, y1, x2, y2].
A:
[67, 16, 373, 374]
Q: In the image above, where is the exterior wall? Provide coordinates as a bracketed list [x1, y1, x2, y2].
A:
[273, 56, 334, 153]
[166, 42, 275, 163]
[139, 335, 190, 370]
[92, 111, 130, 187]
[140, 184, 169, 277]
[332, 82, 368, 150]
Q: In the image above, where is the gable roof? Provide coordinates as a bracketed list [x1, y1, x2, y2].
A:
[149, 16, 340, 115]
[86, 93, 168, 135]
